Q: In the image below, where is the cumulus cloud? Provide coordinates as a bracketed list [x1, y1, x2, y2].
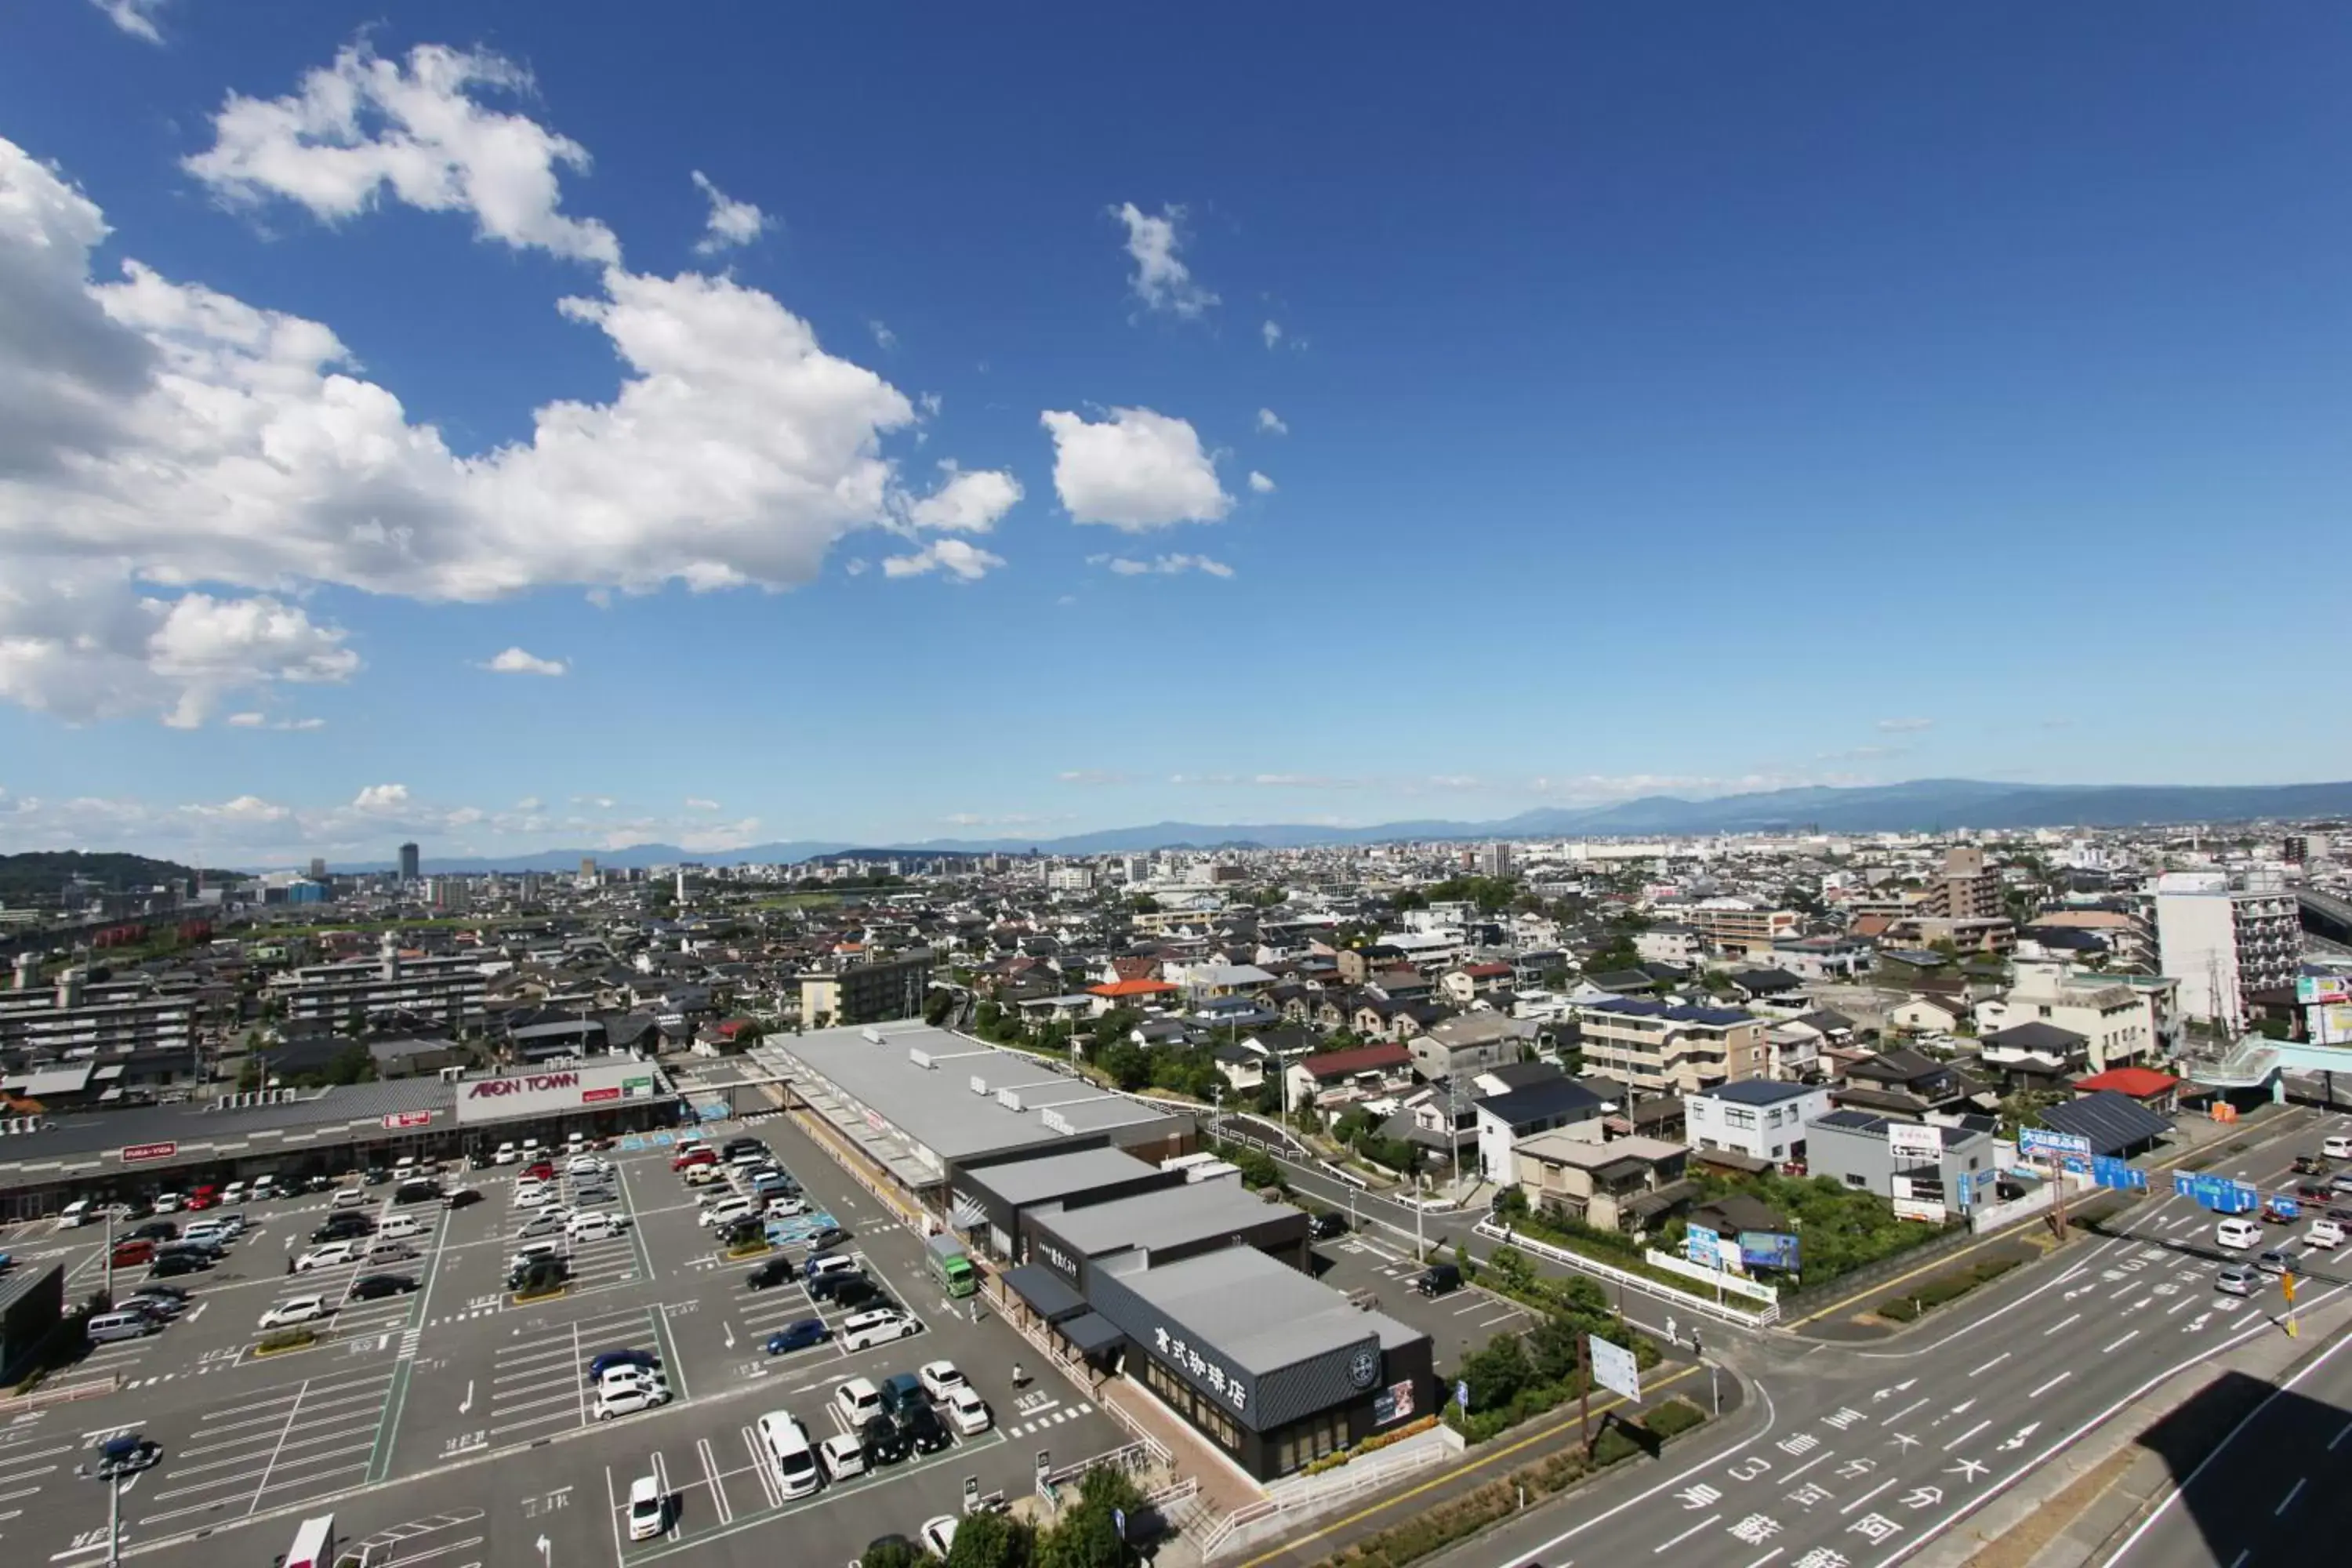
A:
[352, 783, 411, 811]
[881, 539, 1005, 581]
[1247, 470, 1275, 495]
[689, 170, 768, 254]
[684, 797, 720, 811]
[1256, 408, 1287, 435]
[226, 711, 326, 731]
[868, 320, 896, 350]
[1087, 554, 1234, 579]
[1261, 320, 1282, 350]
[902, 465, 1022, 532]
[1875, 717, 1934, 732]
[1040, 407, 1230, 530]
[481, 646, 567, 676]
[1112, 202, 1216, 318]
[0, 53, 1023, 724]
[88, 0, 169, 44]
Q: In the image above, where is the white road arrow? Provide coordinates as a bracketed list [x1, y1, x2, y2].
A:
[459, 1380, 473, 1415]
[1997, 1423, 2042, 1452]
[1872, 1379, 1918, 1402]
[724, 1321, 735, 1349]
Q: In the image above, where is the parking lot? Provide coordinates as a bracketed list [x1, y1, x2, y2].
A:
[1306, 1224, 1534, 1370]
[0, 1112, 1125, 1567]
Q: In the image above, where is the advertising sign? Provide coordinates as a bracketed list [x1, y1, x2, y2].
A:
[2313, 1004, 2352, 1047]
[2296, 975, 2352, 1007]
[119, 1141, 176, 1163]
[2019, 1127, 2093, 1161]
[1738, 1230, 1802, 1271]
[1686, 1223, 1722, 1269]
[581, 1087, 621, 1104]
[1372, 1379, 1417, 1426]
[1887, 1121, 1944, 1169]
[456, 1062, 654, 1123]
[381, 1111, 433, 1131]
[1588, 1334, 1642, 1403]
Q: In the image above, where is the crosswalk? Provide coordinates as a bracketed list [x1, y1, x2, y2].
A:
[1003, 1399, 1094, 1437]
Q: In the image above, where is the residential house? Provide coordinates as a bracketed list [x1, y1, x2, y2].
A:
[1769, 935, 1875, 981]
[1974, 1021, 2091, 1085]
[1970, 960, 2161, 1075]
[1211, 1044, 1266, 1094]
[1887, 995, 1965, 1035]
[1285, 1041, 1416, 1111]
[1634, 924, 1700, 966]
[1511, 1131, 1693, 1234]
[1834, 1046, 1984, 1118]
[1353, 996, 1447, 1042]
[1439, 964, 1515, 1007]
[1406, 1012, 1532, 1084]
[1086, 978, 1179, 1014]
[1683, 1080, 1833, 1167]
[1473, 1077, 1605, 1183]
[1723, 968, 1806, 1005]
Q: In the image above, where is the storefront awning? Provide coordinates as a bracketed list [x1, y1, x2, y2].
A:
[1058, 1311, 1127, 1358]
[1003, 1263, 1087, 1324]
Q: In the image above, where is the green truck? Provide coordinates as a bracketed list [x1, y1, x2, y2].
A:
[925, 1232, 978, 1297]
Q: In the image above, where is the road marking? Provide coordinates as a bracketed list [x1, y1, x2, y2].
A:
[2101, 1331, 2139, 1354]
[1840, 1476, 1899, 1515]
[1744, 1552, 1782, 1568]
[1965, 1352, 2009, 1377]
[2043, 1312, 2082, 1336]
[1651, 1516, 1717, 1552]
[2027, 1372, 2071, 1399]
[2330, 1418, 2352, 1451]
[1882, 1398, 1927, 1425]
[2276, 1475, 2307, 1515]
[1942, 1420, 1990, 1451]
[1780, 1449, 1834, 1483]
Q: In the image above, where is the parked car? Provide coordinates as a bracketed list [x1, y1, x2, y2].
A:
[330, 1186, 369, 1210]
[819, 1432, 868, 1482]
[833, 1376, 884, 1428]
[840, 1308, 919, 1352]
[445, 1187, 485, 1210]
[746, 1258, 797, 1291]
[920, 1518, 959, 1560]
[699, 1198, 756, 1230]
[86, 1311, 159, 1344]
[493, 1142, 520, 1164]
[803, 1225, 848, 1251]
[877, 1372, 924, 1419]
[147, 1250, 211, 1278]
[2307, 1218, 2345, 1249]
[944, 1385, 993, 1436]
[899, 1402, 951, 1455]
[859, 1413, 908, 1465]
[833, 1278, 891, 1312]
[808, 1269, 867, 1303]
[127, 1221, 179, 1243]
[522, 1162, 555, 1183]
[2296, 1183, 2333, 1203]
[2256, 1248, 2294, 1275]
[258, 1296, 330, 1330]
[2294, 1153, 2332, 1176]
[764, 1195, 811, 1219]
[764, 1319, 829, 1355]
[363, 1167, 391, 1186]
[1414, 1263, 1462, 1297]
[109, 1240, 155, 1269]
[626, 1475, 668, 1541]
[151, 1192, 183, 1214]
[671, 1149, 717, 1174]
[593, 1380, 670, 1420]
[517, 1210, 566, 1240]
[509, 1259, 568, 1294]
[586, 1347, 661, 1382]
[918, 1361, 967, 1401]
[1308, 1210, 1350, 1240]
[350, 1273, 419, 1300]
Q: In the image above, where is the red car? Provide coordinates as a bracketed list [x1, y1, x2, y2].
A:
[186, 1185, 220, 1210]
[522, 1163, 555, 1182]
[110, 1240, 154, 1268]
[671, 1149, 716, 1173]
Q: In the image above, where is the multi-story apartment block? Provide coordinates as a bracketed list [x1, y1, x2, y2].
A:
[1680, 901, 1800, 960]
[0, 971, 197, 1057]
[272, 936, 488, 1032]
[2154, 871, 2300, 1034]
[1572, 997, 1766, 1094]
[1917, 846, 2002, 920]
[1972, 960, 2163, 1074]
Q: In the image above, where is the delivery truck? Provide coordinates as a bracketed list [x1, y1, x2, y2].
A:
[925, 1232, 978, 1298]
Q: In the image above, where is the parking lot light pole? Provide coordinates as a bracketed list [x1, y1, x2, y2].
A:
[105, 1472, 121, 1568]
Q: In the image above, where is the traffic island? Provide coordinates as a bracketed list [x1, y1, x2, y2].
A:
[724, 1240, 771, 1259]
[252, 1327, 320, 1357]
[1873, 1257, 2024, 1324]
[510, 1284, 567, 1305]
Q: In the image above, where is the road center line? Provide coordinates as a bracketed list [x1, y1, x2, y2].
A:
[2276, 1475, 2307, 1515]
[1882, 1398, 1928, 1425]
[2101, 1331, 2139, 1354]
[1651, 1516, 1718, 1553]
[2027, 1372, 2071, 1399]
[1966, 1352, 2009, 1377]
[1943, 1419, 1990, 1451]
[2043, 1312, 2082, 1336]
[1840, 1475, 1899, 1515]
[2329, 1418, 2352, 1451]
[1744, 1552, 1783, 1568]
[1780, 1449, 1835, 1483]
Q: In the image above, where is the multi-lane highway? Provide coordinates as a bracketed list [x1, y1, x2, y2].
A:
[1425, 1106, 2352, 1568]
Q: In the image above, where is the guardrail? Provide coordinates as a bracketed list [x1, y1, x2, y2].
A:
[0, 1372, 118, 1410]
[1473, 1219, 1780, 1328]
[1196, 1438, 1453, 1559]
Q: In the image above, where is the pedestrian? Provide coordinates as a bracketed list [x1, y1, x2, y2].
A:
[1012, 1361, 1027, 1388]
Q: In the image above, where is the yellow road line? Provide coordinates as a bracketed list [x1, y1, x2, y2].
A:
[1236, 1363, 1703, 1568]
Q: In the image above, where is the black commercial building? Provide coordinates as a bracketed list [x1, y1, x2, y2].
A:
[950, 1145, 1186, 1262]
[1023, 1180, 1309, 1294]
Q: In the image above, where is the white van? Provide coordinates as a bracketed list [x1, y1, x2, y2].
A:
[87, 1311, 158, 1343]
[757, 1412, 820, 1499]
[568, 1212, 623, 1243]
[379, 1214, 427, 1241]
[281, 1515, 336, 1568]
[2216, 1217, 2263, 1250]
[60, 1199, 93, 1228]
[2325, 1134, 2352, 1161]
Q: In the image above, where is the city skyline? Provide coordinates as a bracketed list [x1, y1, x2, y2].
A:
[5, 5, 2350, 863]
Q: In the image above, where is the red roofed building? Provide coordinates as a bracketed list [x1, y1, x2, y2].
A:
[1086, 978, 1178, 1014]
[1284, 1041, 1415, 1111]
[2070, 1065, 2180, 1115]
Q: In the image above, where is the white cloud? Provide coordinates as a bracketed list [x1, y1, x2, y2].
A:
[881, 539, 1005, 581]
[88, 0, 168, 44]
[1087, 553, 1234, 579]
[1247, 470, 1275, 495]
[1261, 320, 1282, 350]
[1171, 772, 1358, 789]
[352, 783, 411, 811]
[225, 712, 265, 728]
[689, 170, 768, 254]
[481, 646, 568, 677]
[1111, 202, 1216, 319]
[684, 797, 720, 811]
[1056, 770, 1135, 786]
[223, 710, 326, 731]
[902, 464, 1022, 532]
[184, 43, 622, 264]
[515, 796, 543, 811]
[1040, 407, 1230, 530]
[1875, 717, 1934, 732]
[0, 65, 1027, 724]
[1819, 745, 1902, 762]
[1255, 408, 1287, 435]
[868, 320, 896, 350]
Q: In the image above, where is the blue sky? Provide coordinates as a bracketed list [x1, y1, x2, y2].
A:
[3, 2, 2348, 865]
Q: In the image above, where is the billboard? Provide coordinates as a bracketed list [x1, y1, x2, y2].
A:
[1372, 1379, 1417, 1427]
[1738, 1230, 1802, 1271]
[2018, 1127, 2092, 1162]
[2312, 1004, 2352, 1047]
[1887, 1121, 1944, 1169]
[1588, 1334, 1641, 1403]
[1686, 1223, 1722, 1269]
[456, 1063, 655, 1123]
[2296, 975, 2352, 1006]
[382, 1111, 433, 1130]
[120, 1141, 177, 1163]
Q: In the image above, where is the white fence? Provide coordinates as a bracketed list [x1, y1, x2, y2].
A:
[1474, 1219, 1780, 1328]
[1969, 1171, 2092, 1234]
[1196, 1427, 1462, 1559]
[1639, 1247, 1780, 1305]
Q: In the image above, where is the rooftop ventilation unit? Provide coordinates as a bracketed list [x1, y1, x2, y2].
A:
[995, 1089, 1024, 1113]
[969, 1076, 988, 1096]
[908, 1049, 935, 1070]
[861, 1027, 886, 1045]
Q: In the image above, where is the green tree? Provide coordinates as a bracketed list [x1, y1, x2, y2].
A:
[1091, 1007, 1142, 1052]
[1038, 1465, 1145, 1568]
[861, 1540, 927, 1568]
[924, 991, 956, 1027]
[946, 1511, 1038, 1568]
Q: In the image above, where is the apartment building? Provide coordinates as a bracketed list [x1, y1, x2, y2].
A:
[1917, 846, 2002, 920]
[1572, 997, 1766, 1094]
[798, 949, 935, 1027]
[271, 937, 489, 1032]
[1680, 902, 1800, 960]
[0, 971, 198, 1058]
[2154, 871, 2300, 1033]
[1972, 960, 2161, 1074]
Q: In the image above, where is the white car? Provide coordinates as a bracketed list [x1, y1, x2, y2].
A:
[594, 1378, 670, 1420]
[599, 1365, 669, 1398]
[493, 1142, 520, 1165]
[258, 1295, 329, 1330]
[626, 1475, 667, 1541]
[566, 1156, 607, 1179]
[818, 1432, 866, 1482]
[221, 1181, 248, 1205]
[568, 1213, 625, 1243]
[764, 1195, 810, 1219]
[296, 1242, 357, 1272]
[839, 1308, 919, 1352]
[833, 1376, 883, 1428]
[182, 1219, 231, 1247]
[379, 1214, 428, 1240]
[152, 1192, 183, 1214]
[944, 1385, 992, 1436]
[920, 1518, 958, 1559]
[699, 1198, 755, 1229]
[331, 1186, 368, 1209]
[918, 1360, 967, 1401]
[2308, 1218, 2345, 1249]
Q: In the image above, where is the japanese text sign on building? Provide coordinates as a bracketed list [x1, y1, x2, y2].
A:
[2017, 1127, 2092, 1161]
[1152, 1325, 1247, 1414]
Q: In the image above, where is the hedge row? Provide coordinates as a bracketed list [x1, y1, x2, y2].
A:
[1313, 1398, 1707, 1568]
[1875, 1257, 2022, 1323]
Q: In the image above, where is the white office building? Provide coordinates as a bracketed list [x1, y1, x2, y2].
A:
[2154, 871, 2299, 1034]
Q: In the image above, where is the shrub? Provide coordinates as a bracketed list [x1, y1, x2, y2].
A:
[256, 1328, 315, 1353]
[1644, 1398, 1705, 1439]
[1875, 1257, 2021, 1323]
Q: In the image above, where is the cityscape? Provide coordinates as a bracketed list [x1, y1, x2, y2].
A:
[5, 5, 2350, 1568]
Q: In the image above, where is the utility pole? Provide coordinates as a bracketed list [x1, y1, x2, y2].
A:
[104, 1471, 121, 1568]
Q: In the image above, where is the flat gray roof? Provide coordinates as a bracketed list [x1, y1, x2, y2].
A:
[964, 1146, 1164, 1208]
[771, 1024, 1182, 1165]
[1116, 1246, 1418, 1375]
[0, 1078, 454, 1177]
[1042, 1180, 1291, 1260]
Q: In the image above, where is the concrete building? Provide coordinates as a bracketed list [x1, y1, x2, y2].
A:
[2154, 871, 2300, 1033]
[1472, 1076, 1604, 1184]
[397, 841, 420, 882]
[1510, 1131, 1693, 1233]
[271, 937, 488, 1033]
[1972, 960, 2161, 1074]
[1682, 902, 1800, 960]
[1802, 1109, 1995, 1214]
[1918, 845, 2002, 920]
[1479, 842, 1513, 880]
[1572, 997, 1766, 1095]
[797, 949, 934, 1027]
[1682, 1080, 1834, 1166]
[0, 972, 196, 1058]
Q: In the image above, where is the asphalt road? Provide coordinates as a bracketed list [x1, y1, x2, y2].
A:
[1416, 1105, 2352, 1568]
[2, 1107, 1120, 1568]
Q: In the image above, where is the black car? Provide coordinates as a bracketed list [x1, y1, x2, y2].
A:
[303, 1174, 336, 1193]
[802, 1225, 848, 1251]
[310, 1218, 375, 1243]
[1308, 1211, 1349, 1240]
[720, 1138, 767, 1159]
[393, 1181, 443, 1205]
[445, 1188, 485, 1210]
[350, 1273, 419, 1300]
[363, 1167, 391, 1185]
[898, 1402, 951, 1455]
[92, 1436, 162, 1481]
[122, 1293, 187, 1319]
[808, 1269, 865, 1302]
[147, 1250, 211, 1278]
[508, 1258, 568, 1294]
[720, 1218, 766, 1249]
[129, 1282, 191, 1302]
[859, 1413, 908, 1465]
[831, 1278, 889, 1312]
[746, 1258, 796, 1290]
[127, 1221, 179, 1243]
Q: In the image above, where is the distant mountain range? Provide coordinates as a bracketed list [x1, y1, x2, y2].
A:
[296, 777, 2352, 873]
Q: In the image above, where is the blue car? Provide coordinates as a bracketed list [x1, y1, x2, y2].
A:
[764, 1319, 829, 1356]
[585, 1347, 660, 1383]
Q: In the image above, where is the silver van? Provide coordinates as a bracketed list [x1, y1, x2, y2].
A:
[87, 1311, 158, 1344]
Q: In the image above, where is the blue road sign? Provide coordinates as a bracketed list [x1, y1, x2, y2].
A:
[2270, 1194, 2301, 1220]
[2092, 1157, 2148, 1192]
[1455, 1379, 1469, 1411]
[2172, 1172, 2259, 1213]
